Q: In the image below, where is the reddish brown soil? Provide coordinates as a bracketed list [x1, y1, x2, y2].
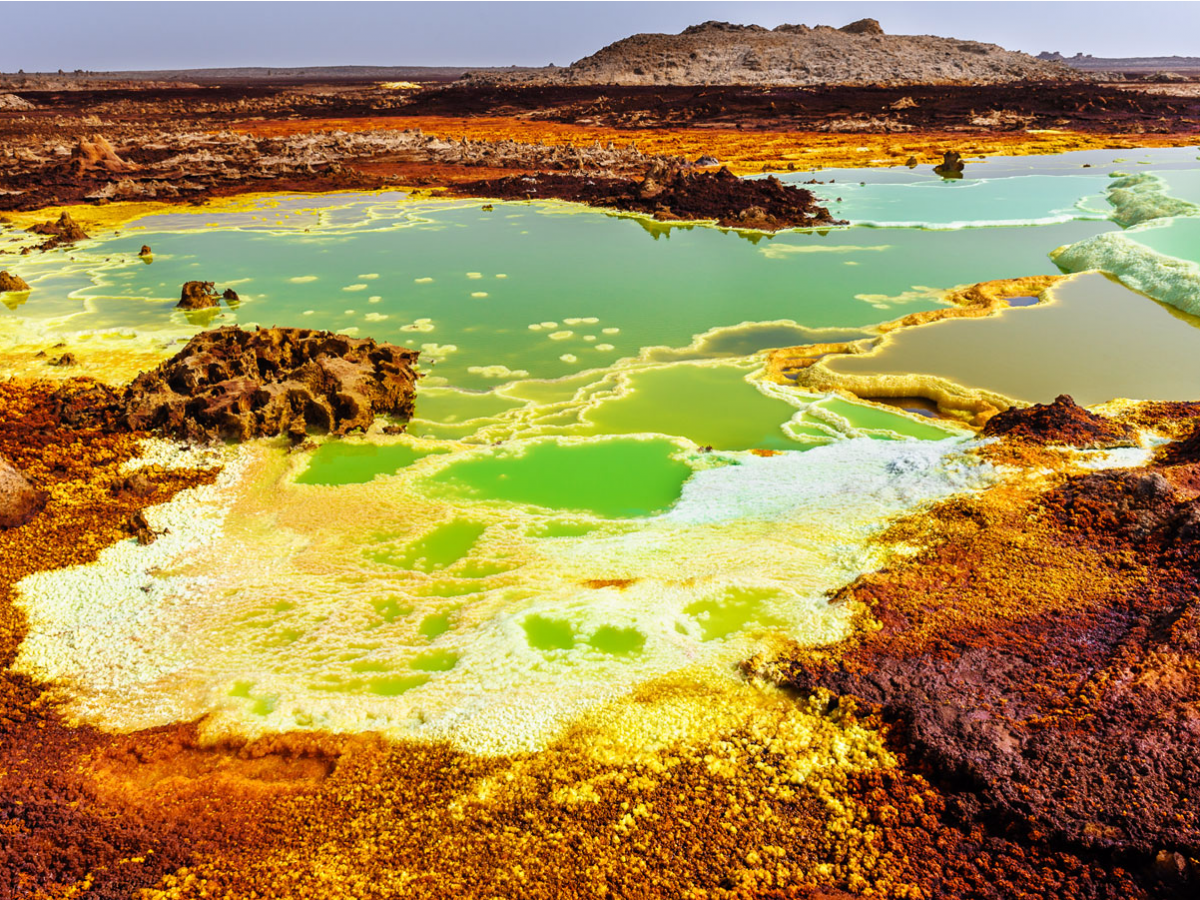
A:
[0, 380, 222, 900]
[982, 394, 1139, 447]
[753, 410, 1200, 896]
[4, 78, 1200, 220]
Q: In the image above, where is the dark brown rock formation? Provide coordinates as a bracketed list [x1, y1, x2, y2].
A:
[121, 326, 420, 441]
[450, 165, 843, 230]
[0, 454, 48, 528]
[138, 245, 153, 258]
[933, 150, 965, 178]
[26, 211, 89, 249]
[178, 281, 220, 310]
[0, 272, 30, 293]
[982, 394, 1137, 447]
[221, 288, 240, 307]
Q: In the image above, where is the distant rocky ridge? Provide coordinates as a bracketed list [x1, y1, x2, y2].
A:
[0, 66, 539, 88]
[1039, 51, 1200, 77]
[464, 19, 1076, 86]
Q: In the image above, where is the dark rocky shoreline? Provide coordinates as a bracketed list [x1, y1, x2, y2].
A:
[449, 164, 845, 230]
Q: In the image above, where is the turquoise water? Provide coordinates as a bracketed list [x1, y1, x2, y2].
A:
[802, 174, 1111, 228]
[16, 146, 1200, 750]
[4, 193, 1115, 391]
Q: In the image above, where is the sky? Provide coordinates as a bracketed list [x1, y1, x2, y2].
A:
[4, 1, 1199, 73]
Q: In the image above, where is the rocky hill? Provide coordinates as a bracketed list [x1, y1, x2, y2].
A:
[465, 19, 1076, 86]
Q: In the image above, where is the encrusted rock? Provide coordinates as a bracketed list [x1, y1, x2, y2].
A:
[839, 18, 884, 36]
[178, 281, 220, 310]
[70, 135, 137, 174]
[27, 211, 89, 248]
[0, 454, 48, 528]
[1157, 419, 1200, 466]
[122, 325, 420, 441]
[0, 271, 30, 293]
[933, 150, 966, 178]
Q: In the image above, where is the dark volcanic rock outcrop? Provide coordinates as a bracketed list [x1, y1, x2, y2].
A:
[0, 455, 48, 528]
[122, 326, 419, 441]
[0, 272, 30, 293]
[982, 394, 1138, 447]
[451, 165, 843, 230]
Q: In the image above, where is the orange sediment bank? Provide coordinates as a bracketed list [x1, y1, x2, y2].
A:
[229, 115, 1200, 172]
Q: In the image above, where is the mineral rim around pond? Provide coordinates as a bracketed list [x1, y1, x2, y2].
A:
[4, 15, 1200, 900]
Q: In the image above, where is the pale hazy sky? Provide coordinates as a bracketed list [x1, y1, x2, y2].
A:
[4, 1, 1198, 72]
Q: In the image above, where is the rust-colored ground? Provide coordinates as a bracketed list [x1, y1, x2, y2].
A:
[754, 404, 1200, 894]
[2, 378, 1196, 898]
[231, 116, 1200, 173]
[0, 380, 221, 900]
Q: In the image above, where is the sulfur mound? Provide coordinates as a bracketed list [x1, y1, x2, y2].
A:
[981, 394, 1137, 447]
[121, 326, 420, 441]
[0, 454, 48, 528]
[451, 165, 843, 230]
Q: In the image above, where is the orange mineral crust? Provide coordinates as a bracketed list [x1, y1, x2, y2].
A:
[0, 379, 220, 900]
[230, 116, 1200, 173]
